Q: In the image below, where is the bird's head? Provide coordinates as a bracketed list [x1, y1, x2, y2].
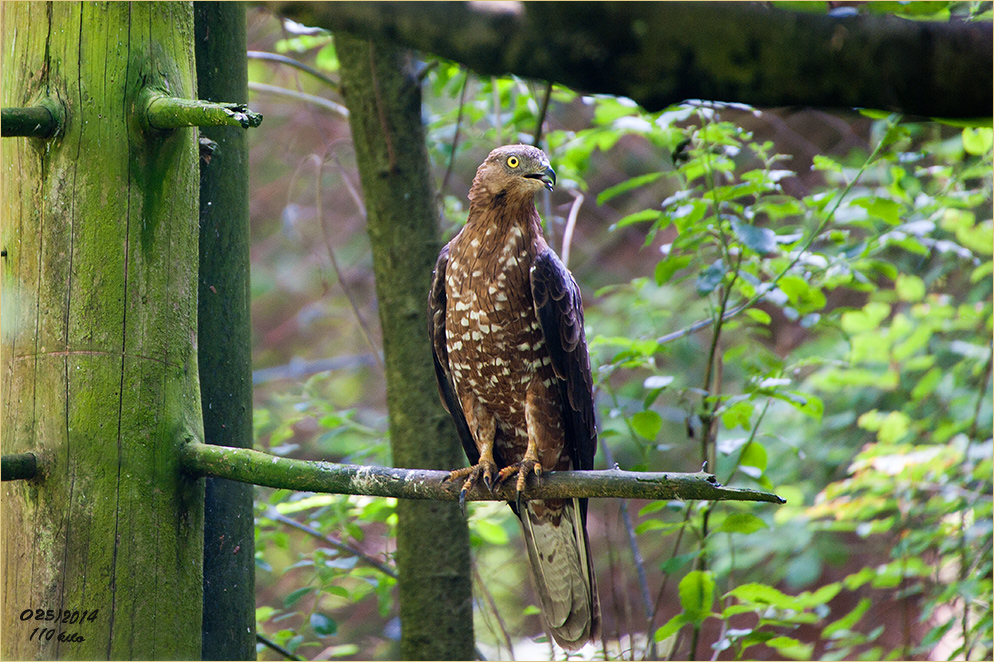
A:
[470, 144, 556, 203]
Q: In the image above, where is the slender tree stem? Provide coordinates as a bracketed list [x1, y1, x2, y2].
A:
[248, 50, 340, 89]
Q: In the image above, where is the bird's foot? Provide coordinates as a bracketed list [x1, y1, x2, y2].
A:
[444, 460, 498, 513]
[496, 459, 543, 498]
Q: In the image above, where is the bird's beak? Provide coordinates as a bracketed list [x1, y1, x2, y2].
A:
[526, 164, 556, 192]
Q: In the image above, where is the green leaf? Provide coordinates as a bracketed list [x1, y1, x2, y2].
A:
[697, 259, 726, 296]
[631, 410, 663, 440]
[823, 597, 872, 637]
[284, 586, 313, 608]
[726, 583, 800, 610]
[523, 604, 541, 615]
[765, 636, 813, 660]
[655, 254, 693, 285]
[721, 400, 754, 430]
[739, 442, 768, 472]
[731, 219, 777, 254]
[778, 274, 827, 313]
[962, 127, 993, 155]
[660, 552, 698, 574]
[613, 209, 662, 229]
[744, 308, 772, 325]
[473, 519, 509, 545]
[895, 273, 925, 301]
[654, 613, 690, 642]
[310, 612, 338, 637]
[678, 570, 716, 624]
[716, 512, 768, 535]
[853, 197, 903, 225]
[597, 171, 665, 204]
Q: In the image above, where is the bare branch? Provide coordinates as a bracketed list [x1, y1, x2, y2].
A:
[179, 441, 785, 504]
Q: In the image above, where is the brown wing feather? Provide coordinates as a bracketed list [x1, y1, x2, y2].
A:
[530, 249, 597, 474]
[427, 243, 478, 463]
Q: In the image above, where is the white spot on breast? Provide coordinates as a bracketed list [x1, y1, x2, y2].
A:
[495, 291, 508, 302]
[517, 342, 531, 351]
[455, 300, 471, 311]
[470, 238, 480, 248]
[450, 340, 463, 351]
[460, 317, 470, 327]
[471, 330, 482, 341]
[479, 324, 490, 334]
[472, 270, 483, 278]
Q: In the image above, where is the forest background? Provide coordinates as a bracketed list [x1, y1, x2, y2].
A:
[240, 3, 993, 660]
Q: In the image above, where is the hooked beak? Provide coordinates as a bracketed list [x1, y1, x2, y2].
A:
[525, 164, 556, 192]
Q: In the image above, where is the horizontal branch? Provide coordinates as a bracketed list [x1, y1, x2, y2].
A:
[179, 441, 784, 504]
[266, 1, 992, 119]
[144, 92, 263, 129]
[1, 98, 63, 138]
[1, 453, 38, 481]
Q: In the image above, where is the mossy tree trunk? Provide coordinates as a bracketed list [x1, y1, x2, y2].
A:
[336, 35, 475, 660]
[1, 3, 205, 658]
[194, 3, 257, 659]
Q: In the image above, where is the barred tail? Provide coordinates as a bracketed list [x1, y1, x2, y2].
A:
[520, 498, 600, 652]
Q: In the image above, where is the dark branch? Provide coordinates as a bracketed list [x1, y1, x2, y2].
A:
[1, 100, 62, 138]
[265, 1, 992, 119]
[1, 453, 38, 481]
[179, 441, 785, 504]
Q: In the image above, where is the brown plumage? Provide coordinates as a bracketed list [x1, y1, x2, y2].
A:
[428, 144, 600, 651]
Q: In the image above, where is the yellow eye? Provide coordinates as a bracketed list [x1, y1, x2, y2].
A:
[506, 156, 520, 168]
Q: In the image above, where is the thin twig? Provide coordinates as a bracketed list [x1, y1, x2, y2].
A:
[312, 155, 386, 372]
[560, 189, 584, 270]
[248, 50, 340, 89]
[601, 437, 655, 658]
[532, 80, 554, 146]
[439, 71, 470, 204]
[267, 508, 397, 578]
[492, 76, 502, 146]
[256, 632, 304, 661]
[471, 557, 515, 659]
[249, 81, 349, 117]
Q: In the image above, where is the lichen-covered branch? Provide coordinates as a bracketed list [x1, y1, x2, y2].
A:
[266, 1, 992, 119]
[144, 92, 263, 129]
[179, 441, 785, 504]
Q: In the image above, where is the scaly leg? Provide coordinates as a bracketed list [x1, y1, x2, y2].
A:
[444, 401, 497, 510]
[496, 385, 545, 496]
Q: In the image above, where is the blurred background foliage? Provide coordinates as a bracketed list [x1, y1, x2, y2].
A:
[244, 3, 992, 660]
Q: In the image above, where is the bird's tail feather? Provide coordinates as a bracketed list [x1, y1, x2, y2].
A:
[520, 498, 600, 652]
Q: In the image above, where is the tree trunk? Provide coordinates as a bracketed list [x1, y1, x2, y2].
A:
[195, 3, 257, 660]
[1, 3, 204, 658]
[336, 35, 475, 660]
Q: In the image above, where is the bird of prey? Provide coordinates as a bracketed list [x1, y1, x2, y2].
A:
[428, 144, 600, 651]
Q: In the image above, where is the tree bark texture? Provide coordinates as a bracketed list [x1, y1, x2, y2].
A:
[194, 3, 257, 660]
[268, 1, 993, 119]
[1, 3, 204, 659]
[336, 34, 475, 660]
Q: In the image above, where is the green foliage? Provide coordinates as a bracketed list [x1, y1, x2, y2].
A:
[246, 5, 992, 659]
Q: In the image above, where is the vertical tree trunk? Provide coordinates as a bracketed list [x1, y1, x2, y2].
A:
[336, 35, 475, 660]
[1, 3, 204, 658]
[194, 3, 257, 660]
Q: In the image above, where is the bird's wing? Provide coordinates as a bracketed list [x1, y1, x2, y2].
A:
[428, 244, 479, 464]
[530, 250, 597, 475]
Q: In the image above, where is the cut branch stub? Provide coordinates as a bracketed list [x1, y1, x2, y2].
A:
[1, 97, 64, 138]
[180, 441, 785, 504]
[143, 91, 263, 130]
[1, 453, 39, 481]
